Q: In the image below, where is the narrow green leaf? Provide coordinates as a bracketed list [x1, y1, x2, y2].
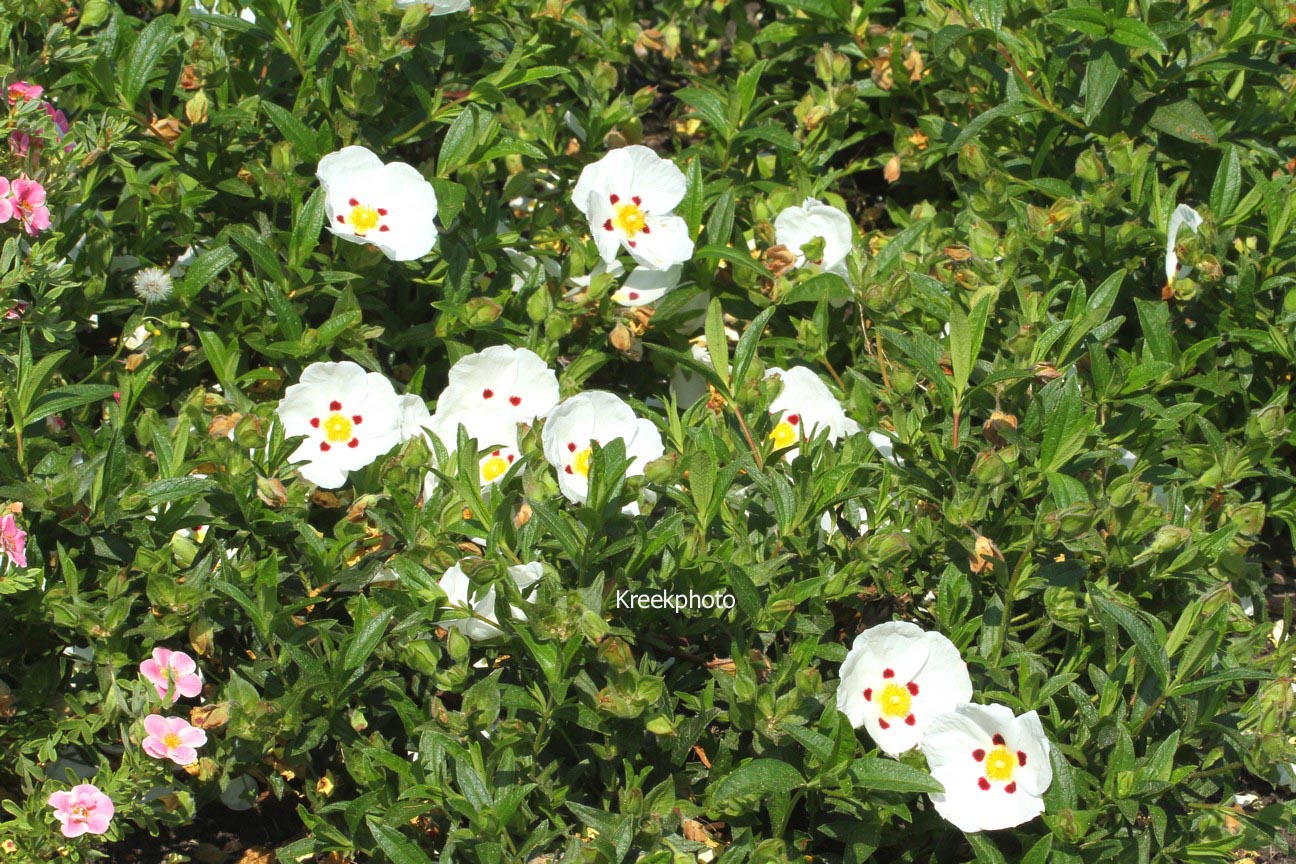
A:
[122, 15, 178, 107]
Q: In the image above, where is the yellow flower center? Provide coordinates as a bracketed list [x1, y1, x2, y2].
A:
[613, 202, 647, 237]
[769, 420, 798, 450]
[323, 413, 354, 444]
[572, 447, 593, 478]
[348, 203, 381, 234]
[480, 454, 510, 483]
[878, 682, 912, 719]
[163, 732, 183, 749]
[984, 745, 1015, 783]
[72, 805, 89, 818]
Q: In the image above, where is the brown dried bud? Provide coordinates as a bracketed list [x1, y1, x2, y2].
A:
[883, 154, 902, 183]
[764, 244, 797, 278]
[982, 410, 1018, 447]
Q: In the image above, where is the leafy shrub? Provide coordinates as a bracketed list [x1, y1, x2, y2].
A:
[1, 0, 1294, 861]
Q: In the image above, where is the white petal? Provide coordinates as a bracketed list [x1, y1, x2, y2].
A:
[868, 430, 904, 466]
[440, 345, 560, 424]
[774, 198, 854, 276]
[1164, 203, 1203, 284]
[626, 215, 694, 270]
[611, 264, 683, 306]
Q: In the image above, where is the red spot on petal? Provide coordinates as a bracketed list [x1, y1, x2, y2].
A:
[310, 417, 320, 428]
[603, 219, 614, 231]
[1017, 751, 1027, 766]
[632, 195, 641, 205]
[907, 681, 919, 695]
[492, 450, 500, 457]
[641, 225, 651, 234]
[336, 215, 345, 224]
[609, 194, 619, 204]
[992, 734, 1005, 746]
[567, 442, 577, 452]
[788, 414, 800, 426]
[352, 415, 363, 424]
[904, 714, 916, 726]
[862, 688, 872, 701]
[628, 291, 639, 300]
[483, 389, 494, 399]
[330, 401, 342, 411]
[379, 225, 389, 232]
[507, 454, 514, 463]
[978, 777, 991, 791]
[1005, 782, 1017, 794]
[509, 396, 521, 406]
[320, 442, 331, 452]
[564, 466, 573, 474]
[878, 718, 889, 729]
[348, 438, 359, 448]
[972, 749, 985, 761]
[377, 208, 388, 216]
[628, 240, 636, 248]
[882, 668, 894, 679]
[349, 198, 358, 207]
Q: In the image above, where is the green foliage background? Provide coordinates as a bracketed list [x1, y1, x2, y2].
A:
[1, 0, 1295, 861]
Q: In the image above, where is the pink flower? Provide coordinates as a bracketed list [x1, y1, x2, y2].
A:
[7, 177, 51, 235]
[47, 783, 114, 838]
[0, 514, 26, 569]
[7, 81, 44, 104]
[139, 648, 202, 700]
[5, 300, 29, 319]
[141, 714, 207, 765]
[0, 177, 12, 224]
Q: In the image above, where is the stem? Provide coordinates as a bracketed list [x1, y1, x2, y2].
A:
[732, 406, 765, 471]
[992, 539, 1035, 662]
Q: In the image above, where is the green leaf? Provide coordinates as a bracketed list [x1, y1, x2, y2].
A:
[1037, 375, 1091, 473]
[1147, 98, 1217, 145]
[1209, 145, 1242, 218]
[28, 385, 121, 425]
[342, 608, 394, 672]
[966, 833, 1008, 864]
[850, 757, 944, 793]
[1084, 40, 1122, 124]
[122, 15, 178, 107]
[867, 219, 930, 281]
[438, 105, 497, 176]
[950, 294, 991, 395]
[1045, 7, 1108, 36]
[1092, 592, 1170, 686]
[949, 102, 1032, 151]
[675, 86, 731, 139]
[367, 820, 435, 864]
[1110, 18, 1167, 53]
[262, 99, 321, 162]
[680, 157, 705, 239]
[179, 245, 239, 301]
[704, 297, 730, 390]
[709, 759, 804, 802]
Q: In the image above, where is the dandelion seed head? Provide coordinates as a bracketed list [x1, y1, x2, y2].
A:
[132, 267, 174, 303]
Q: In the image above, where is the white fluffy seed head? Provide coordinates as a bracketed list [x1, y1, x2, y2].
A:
[132, 267, 174, 303]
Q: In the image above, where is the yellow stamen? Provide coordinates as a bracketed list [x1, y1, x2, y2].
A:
[348, 204, 380, 234]
[163, 732, 183, 749]
[984, 745, 1015, 782]
[769, 420, 797, 450]
[572, 447, 593, 478]
[613, 203, 647, 237]
[480, 455, 510, 483]
[878, 682, 912, 719]
[323, 414, 353, 444]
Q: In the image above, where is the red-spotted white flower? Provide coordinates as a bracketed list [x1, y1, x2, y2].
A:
[1164, 203, 1203, 287]
[774, 197, 854, 280]
[837, 621, 973, 757]
[572, 145, 694, 271]
[317, 146, 438, 262]
[276, 361, 403, 488]
[393, 0, 471, 13]
[919, 703, 1053, 832]
[438, 345, 560, 426]
[540, 391, 664, 509]
[571, 259, 684, 307]
[438, 560, 543, 640]
[420, 406, 521, 491]
[764, 367, 859, 460]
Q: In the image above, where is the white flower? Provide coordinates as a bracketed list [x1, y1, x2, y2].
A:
[395, 393, 430, 444]
[820, 506, 869, 537]
[764, 367, 859, 460]
[438, 345, 560, 426]
[123, 324, 151, 351]
[393, 0, 471, 13]
[837, 621, 973, 757]
[275, 361, 403, 488]
[773, 197, 854, 280]
[316, 146, 438, 262]
[541, 391, 664, 508]
[571, 145, 694, 270]
[670, 338, 715, 408]
[569, 259, 684, 307]
[437, 560, 543, 641]
[919, 703, 1054, 833]
[1164, 203, 1203, 286]
[868, 430, 904, 466]
[169, 246, 199, 278]
[133, 267, 174, 303]
[420, 405, 521, 492]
